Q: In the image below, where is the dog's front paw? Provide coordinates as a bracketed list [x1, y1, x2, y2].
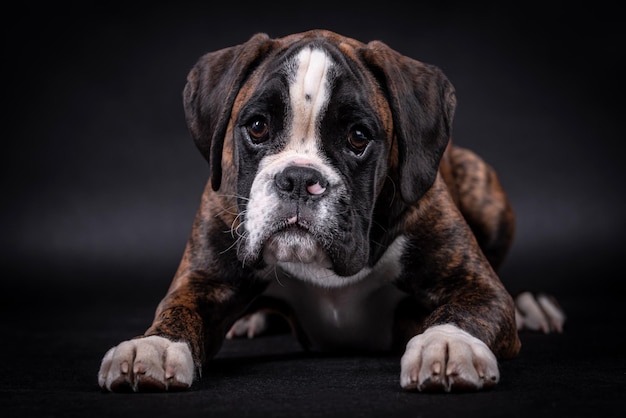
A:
[515, 291, 566, 333]
[400, 324, 499, 392]
[98, 335, 194, 392]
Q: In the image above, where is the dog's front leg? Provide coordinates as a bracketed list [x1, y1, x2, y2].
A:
[395, 177, 521, 392]
[98, 192, 266, 392]
[98, 266, 263, 392]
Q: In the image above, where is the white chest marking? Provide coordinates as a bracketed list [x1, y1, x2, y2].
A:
[265, 236, 408, 351]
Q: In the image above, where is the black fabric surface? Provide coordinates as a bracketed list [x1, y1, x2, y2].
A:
[1, 267, 624, 418]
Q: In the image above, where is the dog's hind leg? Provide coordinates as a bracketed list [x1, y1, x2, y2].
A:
[446, 145, 566, 333]
[446, 145, 515, 272]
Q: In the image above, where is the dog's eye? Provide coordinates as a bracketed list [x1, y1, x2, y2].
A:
[347, 127, 370, 155]
[247, 117, 269, 143]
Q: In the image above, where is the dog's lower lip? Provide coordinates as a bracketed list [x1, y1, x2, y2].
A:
[280, 217, 311, 231]
[262, 225, 325, 265]
[274, 224, 312, 239]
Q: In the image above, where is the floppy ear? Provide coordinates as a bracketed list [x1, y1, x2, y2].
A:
[183, 33, 273, 191]
[359, 41, 456, 204]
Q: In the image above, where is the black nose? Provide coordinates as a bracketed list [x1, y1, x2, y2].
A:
[275, 166, 328, 199]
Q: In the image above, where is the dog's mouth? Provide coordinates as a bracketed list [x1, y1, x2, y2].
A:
[261, 224, 332, 267]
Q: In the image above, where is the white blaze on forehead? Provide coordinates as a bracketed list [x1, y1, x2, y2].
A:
[288, 48, 332, 153]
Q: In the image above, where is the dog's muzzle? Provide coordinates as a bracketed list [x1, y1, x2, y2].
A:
[260, 165, 333, 266]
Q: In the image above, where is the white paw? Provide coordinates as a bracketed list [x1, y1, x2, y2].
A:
[515, 291, 566, 333]
[98, 335, 195, 392]
[226, 312, 268, 339]
[400, 324, 499, 392]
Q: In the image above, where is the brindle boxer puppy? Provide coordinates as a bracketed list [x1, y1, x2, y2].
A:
[98, 30, 565, 393]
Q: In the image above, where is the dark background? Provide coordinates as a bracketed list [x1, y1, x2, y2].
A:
[2, 1, 624, 417]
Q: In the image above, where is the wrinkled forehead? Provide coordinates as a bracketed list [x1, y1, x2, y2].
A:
[232, 45, 337, 109]
[232, 42, 393, 138]
[282, 45, 335, 79]
[275, 43, 374, 98]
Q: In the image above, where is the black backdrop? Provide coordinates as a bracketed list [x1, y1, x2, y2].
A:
[4, 2, 623, 294]
[2, 2, 625, 416]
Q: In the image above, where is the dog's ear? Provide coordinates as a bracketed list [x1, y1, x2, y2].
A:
[183, 33, 273, 191]
[359, 41, 456, 204]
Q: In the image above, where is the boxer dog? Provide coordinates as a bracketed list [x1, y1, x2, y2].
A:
[98, 30, 565, 393]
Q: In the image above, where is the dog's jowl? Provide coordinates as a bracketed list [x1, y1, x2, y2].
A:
[98, 30, 565, 393]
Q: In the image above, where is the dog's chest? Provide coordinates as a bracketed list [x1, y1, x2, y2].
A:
[264, 237, 407, 351]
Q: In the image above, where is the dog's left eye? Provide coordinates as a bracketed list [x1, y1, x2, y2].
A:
[247, 117, 269, 143]
[347, 127, 370, 155]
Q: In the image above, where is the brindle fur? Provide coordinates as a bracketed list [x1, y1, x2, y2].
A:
[139, 30, 520, 382]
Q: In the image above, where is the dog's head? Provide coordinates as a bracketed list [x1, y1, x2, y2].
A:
[183, 30, 456, 280]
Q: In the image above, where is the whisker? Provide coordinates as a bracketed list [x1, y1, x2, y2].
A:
[219, 232, 245, 255]
[216, 193, 251, 202]
[229, 211, 247, 239]
[385, 175, 397, 207]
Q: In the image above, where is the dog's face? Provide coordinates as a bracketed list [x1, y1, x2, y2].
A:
[233, 46, 393, 277]
[183, 30, 456, 282]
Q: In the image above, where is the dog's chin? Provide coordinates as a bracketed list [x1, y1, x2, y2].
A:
[262, 228, 332, 268]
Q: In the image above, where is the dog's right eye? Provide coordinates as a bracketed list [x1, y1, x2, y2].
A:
[247, 117, 269, 144]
